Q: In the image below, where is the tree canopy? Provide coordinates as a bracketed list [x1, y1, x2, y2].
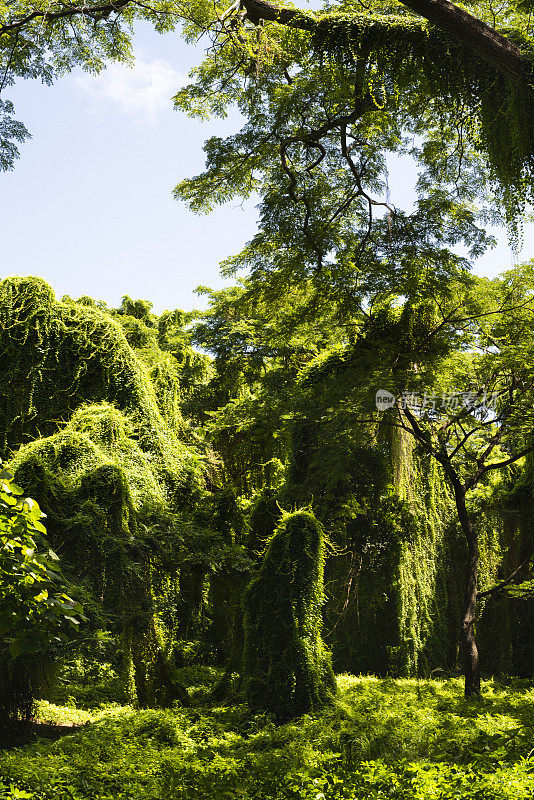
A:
[2, 0, 534, 208]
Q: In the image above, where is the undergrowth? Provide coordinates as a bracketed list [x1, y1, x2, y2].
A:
[1, 674, 533, 799]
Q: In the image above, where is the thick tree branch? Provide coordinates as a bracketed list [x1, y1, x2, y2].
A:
[476, 444, 534, 476]
[0, 1, 130, 34]
[240, 0, 533, 83]
[397, 0, 532, 81]
[239, 0, 316, 29]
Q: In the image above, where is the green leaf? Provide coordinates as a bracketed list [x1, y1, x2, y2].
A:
[9, 633, 42, 658]
[29, 520, 47, 535]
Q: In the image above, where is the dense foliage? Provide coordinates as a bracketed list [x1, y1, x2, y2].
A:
[0, 277, 218, 708]
[0, 466, 84, 737]
[2, 270, 534, 707]
[4, 0, 534, 790]
[1, 672, 534, 799]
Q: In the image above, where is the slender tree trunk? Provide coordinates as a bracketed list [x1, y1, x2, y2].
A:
[454, 487, 481, 698]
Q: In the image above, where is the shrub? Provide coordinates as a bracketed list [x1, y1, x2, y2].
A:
[0, 466, 84, 739]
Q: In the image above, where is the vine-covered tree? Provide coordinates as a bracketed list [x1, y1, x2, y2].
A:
[383, 268, 534, 696]
[243, 509, 336, 720]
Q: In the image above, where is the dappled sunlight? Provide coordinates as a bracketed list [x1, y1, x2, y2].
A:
[2, 674, 534, 798]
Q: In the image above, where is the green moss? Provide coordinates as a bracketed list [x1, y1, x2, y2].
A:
[243, 510, 336, 721]
[246, 488, 283, 561]
[385, 424, 458, 676]
[284, 334, 527, 679]
[8, 402, 201, 706]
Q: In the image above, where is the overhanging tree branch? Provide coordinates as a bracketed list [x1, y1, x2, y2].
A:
[0, 1, 130, 34]
[2, 0, 532, 86]
[239, 0, 533, 84]
[396, 0, 532, 81]
[476, 445, 534, 477]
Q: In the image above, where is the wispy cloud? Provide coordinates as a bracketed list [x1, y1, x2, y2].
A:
[75, 56, 184, 121]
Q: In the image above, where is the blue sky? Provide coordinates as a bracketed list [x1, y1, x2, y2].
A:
[1, 23, 259, 313]
[1, 21, 532, 314]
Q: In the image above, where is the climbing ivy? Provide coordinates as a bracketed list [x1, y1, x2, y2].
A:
[243, 510, 336, 721]
[0, 277, 212, 706]
[311, 10, 534, 219]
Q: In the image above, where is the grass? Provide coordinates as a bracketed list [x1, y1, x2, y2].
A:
[0, 673, 533, 799]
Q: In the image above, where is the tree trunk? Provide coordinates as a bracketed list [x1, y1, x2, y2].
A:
[178, 564, 207, 638]
[454, 487, 481, 698]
